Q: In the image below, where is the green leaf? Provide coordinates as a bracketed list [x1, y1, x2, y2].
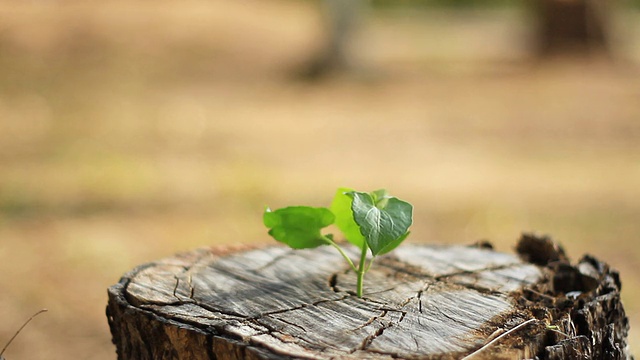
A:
[330, 187, 366, 249]
[263, 206, 334, 249]
[348, 191, 413, 256]
[370, 189, 389, 203]
[376, 231, 410, 255]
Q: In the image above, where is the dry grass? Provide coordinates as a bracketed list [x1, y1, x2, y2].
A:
[0, 1, 639, 358]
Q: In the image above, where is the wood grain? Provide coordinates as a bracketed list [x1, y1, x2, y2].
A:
[107, 235, 632, 359]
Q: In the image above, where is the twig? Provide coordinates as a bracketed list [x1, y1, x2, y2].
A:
[460, 318, 537, 360]
[0, 309, 48, 357]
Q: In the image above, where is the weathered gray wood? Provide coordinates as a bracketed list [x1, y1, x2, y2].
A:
[107, 235, 632, 359]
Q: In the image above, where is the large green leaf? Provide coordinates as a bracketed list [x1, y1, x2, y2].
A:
[376, 231, 411, 255]
[330, 187, 366, 249]
[263, 206, 334, 249]
[348, 191, 413, 256]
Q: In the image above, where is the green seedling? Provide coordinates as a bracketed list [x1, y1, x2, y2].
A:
[264, 188, 413, 297]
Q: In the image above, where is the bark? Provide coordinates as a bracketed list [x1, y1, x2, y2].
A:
[107, 235, 632, 359]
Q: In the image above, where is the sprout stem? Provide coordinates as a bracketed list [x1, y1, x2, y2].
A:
[321, 236, 357, 272]
[356, 244, 368, 297]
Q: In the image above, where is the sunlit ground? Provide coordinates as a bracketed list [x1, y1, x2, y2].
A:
[0, 1, 639, 358]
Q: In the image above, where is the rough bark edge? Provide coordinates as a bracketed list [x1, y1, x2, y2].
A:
[511, 233, 633, 360]
[107, 279, 290, 360]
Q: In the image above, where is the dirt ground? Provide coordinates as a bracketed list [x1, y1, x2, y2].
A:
[0, 1, 639, 358]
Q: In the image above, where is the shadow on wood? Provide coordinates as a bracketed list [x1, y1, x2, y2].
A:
[106, 234, 632, 359]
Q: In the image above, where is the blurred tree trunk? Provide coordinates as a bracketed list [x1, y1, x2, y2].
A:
[300, 0, 365, 79]
[535, 0, 611, 56]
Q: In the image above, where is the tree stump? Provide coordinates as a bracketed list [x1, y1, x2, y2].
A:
[106, 234, 632, 359]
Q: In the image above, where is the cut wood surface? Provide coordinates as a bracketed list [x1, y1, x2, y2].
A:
[106, 235, 632, 359]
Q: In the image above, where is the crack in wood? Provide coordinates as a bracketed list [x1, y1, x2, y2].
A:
[328, 273, 339, 293]
[362, 284, 409, 296]
[356, 310, 392, 351]
[172, 275, 183, 302]
[253, 249, 297, 272]
[193, 302, 251, 319]
[377, 251, 521, 280]
[367, 254, 523, 304]
[411, 333, 420, 353]
[255, 295, 352, 318]
[184, 271, 195, 299]
[351, 310, 388, 332]
[444, 281, 506, 297]
[434, 263, 523, 282]
[109, 243, 631, 359]
[271, 318, 307, 334]
[251, 318, 332, 353]
[408, 282, 434, 315]
[433, 306, 474, 330]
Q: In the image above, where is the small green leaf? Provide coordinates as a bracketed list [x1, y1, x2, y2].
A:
[349, 191, 413, 256]
[263, 206, 334, 249]
[370, 189, 389, 203]
[263, 207, 279, 228]
[330, 187, 366, 249]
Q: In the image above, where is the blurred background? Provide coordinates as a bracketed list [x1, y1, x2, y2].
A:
[0, 0, 639, 358]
